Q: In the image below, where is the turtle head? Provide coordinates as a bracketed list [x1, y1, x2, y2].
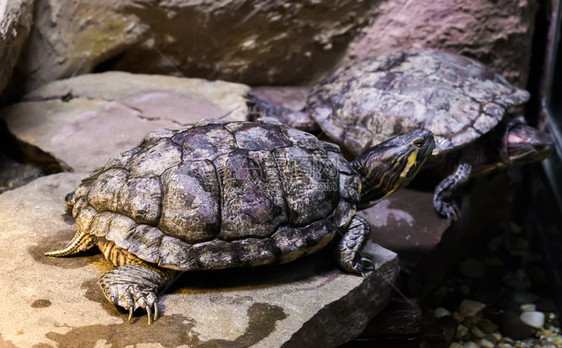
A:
[352, 129, 435, 209]
[504, 121, 553, 165]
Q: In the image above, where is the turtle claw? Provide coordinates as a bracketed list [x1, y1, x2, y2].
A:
[438, 202, 460, 221]
[359, 257, 375, 278]
[99, 265, 164, 324]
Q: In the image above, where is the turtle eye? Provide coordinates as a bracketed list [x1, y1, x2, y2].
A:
[413, 139, 425, 147]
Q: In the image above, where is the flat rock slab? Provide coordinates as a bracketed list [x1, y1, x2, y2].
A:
[0, 173, 399, 348]
[0, 72, 250, 172]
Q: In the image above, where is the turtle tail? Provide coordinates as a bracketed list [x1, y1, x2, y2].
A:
[45, 229, 95, 257]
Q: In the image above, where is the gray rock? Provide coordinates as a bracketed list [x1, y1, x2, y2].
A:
[341, 0, 536, 87]
[0, 0, 33, 96]
[0, 72, 249, 173]
[15, 0, 380, 92]
[0, 173, 399, 347]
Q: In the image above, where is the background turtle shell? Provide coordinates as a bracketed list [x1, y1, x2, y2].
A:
[307, 49, 530, 156]
[68, 119, 360, 271]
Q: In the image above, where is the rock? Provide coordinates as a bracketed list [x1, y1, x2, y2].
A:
[0, 173, 399, 347]
[358, 298, 423, 338]
[434, 307, 451, 319]
[477, 318, 499, 334]
[359, 189, 451, 272]
[251, 86, 309, 112]
[456, 324, 469, 339]
[479, 338, 495, 348]
[0, 72, 249, 173]
[458, 300, 486, 318]
[15, 0, 380, 93]
[471, 326, 486, 338]
[499, 310, 535, 340]
[0, 0, 33, 96]
[520, 304, 537, 312]
[0, 153, 46, 194]
[341, 0, 536, 87]
[519, 311, 545, 329]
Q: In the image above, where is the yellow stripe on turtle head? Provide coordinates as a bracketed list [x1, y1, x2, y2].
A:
[400, 150, 418, 178]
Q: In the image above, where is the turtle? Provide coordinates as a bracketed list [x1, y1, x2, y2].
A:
[247, 48, 553, 220]
[46, 118, 435, 324]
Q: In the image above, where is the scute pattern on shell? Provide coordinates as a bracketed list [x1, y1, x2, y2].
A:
[69, 121, 359, 271]
[307, 49, 530, 156]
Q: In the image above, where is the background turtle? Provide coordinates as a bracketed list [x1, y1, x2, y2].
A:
[46, 118, 435, 323]
[247, 49, 553, 220]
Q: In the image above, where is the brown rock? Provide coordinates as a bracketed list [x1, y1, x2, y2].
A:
[342, 0, 536, 87]
[15, 0, 380, 92]
[0, 0, 33, 95]
[359, 189, 450, 272]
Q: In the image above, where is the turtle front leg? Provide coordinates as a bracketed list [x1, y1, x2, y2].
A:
[434, 163, 472, 220]
[338, 215, 373, 276]
[100, 264, 176, 324]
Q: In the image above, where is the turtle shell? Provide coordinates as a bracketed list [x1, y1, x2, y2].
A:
[307, 49, 530, 156]
[68, 119, 360, 271]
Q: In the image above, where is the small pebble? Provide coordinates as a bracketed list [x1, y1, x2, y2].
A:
[520, 311, 545, 329]
[462, 342, 479, 348]
[479, 338, 495, 348]
[459, 299, 486, 317]
[449, 343, 463, 348]
[434, 307, 451, 318]
[520, 304, 536, 312]
[456, 324, 469, 339]
[483, 333, 498, 345]
[471, 326, 486, 338]
[478, 318, 498, 333]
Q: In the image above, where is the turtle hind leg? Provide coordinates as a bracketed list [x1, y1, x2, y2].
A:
[100, 264, 176, 325]
[434, 163, 472, 221]
[97, 239, 176, 324]
[45, 229, 95, 257]
[245, 92, 319, 132]
[337, 215, 372, 276]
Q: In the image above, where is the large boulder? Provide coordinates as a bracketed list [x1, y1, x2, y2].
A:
[15, 0, 380, 93]
[0, 72, 250, 172]
[0, 173, 399, 347]
[0, 0, 33, 96]
[341, 0, 536, 87]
